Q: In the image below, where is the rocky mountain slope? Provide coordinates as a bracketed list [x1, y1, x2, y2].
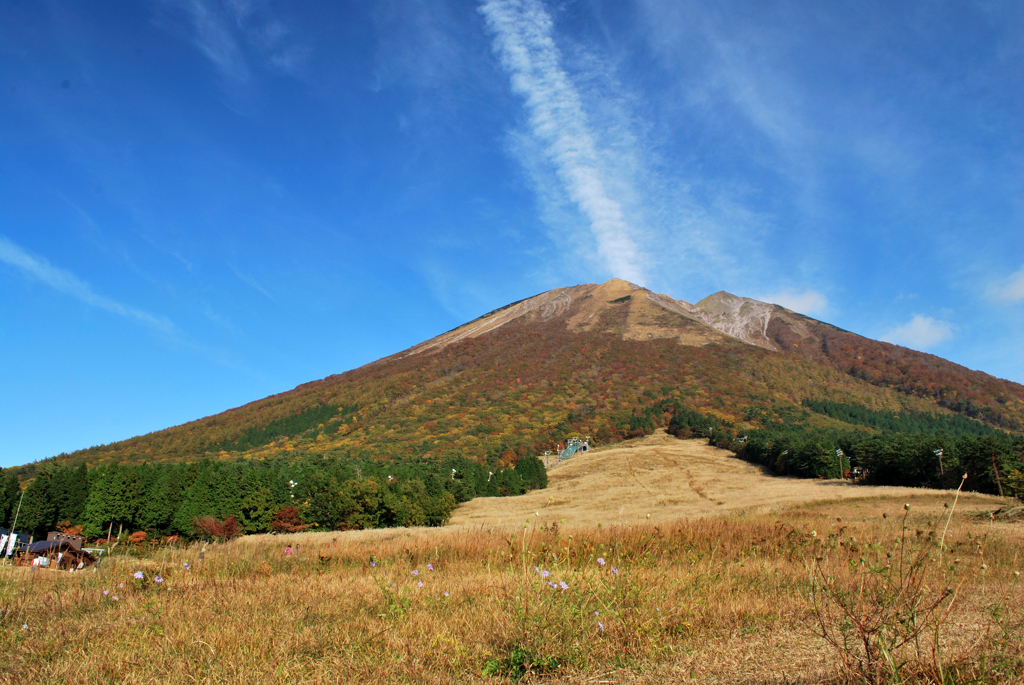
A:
[13, 279, 1023, 475]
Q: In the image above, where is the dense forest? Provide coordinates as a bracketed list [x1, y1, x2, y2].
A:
[667, 400, 1024, 498]
[0, 453, 548, 541]
[801, 399, 999, 436]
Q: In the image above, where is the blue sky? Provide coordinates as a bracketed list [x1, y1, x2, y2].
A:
[2, 0, 1023, 467]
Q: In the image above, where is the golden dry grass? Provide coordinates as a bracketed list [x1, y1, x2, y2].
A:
[450, 430, 1005, 527]
[0, 433, 1020, 684]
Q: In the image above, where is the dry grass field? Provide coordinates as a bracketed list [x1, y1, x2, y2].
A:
[1, 432, 1021, 684]
[450, 431, 1005, 526]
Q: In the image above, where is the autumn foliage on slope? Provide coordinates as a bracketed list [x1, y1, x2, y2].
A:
[766, 315, 1024, 431]
[11, 285, 1022, 478]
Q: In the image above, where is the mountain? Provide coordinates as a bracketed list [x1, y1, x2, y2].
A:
[13, 279, 1023, 476]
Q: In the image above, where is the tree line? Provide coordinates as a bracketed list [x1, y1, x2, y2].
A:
[0, 453, 548, 541]
[801, 399, 999, 437]
[666, 401, 1023, 498]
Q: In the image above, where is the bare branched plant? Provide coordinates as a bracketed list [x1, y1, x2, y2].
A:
[811, 504, 952, 683]
[810, 477, 1023, 684]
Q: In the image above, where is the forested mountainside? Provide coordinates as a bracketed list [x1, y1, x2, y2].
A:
[11, 279, 1023, 479]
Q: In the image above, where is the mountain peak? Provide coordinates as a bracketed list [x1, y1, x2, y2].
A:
[692, 291, 777, 349]
[597, 277, 642, 292]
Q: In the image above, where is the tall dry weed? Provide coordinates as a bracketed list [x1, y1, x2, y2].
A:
[810, 494, 1024, 684]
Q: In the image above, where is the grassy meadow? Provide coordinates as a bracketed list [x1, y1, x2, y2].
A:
[0, 493, 1022, 684]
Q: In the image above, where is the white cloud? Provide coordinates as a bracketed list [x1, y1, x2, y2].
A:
[759, 290, 828, 315]
[0, 236, 176, 335]
[881, 315, 954, 351]
[988, 266, 1024, 302]
[480, 0, 647, 285]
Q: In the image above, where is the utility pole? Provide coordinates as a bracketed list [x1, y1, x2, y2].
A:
[933, 448, 944, 477]
[5, 489, 24, 558]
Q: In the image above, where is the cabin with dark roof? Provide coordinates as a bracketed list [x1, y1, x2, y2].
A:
[19, 540, 97, 570]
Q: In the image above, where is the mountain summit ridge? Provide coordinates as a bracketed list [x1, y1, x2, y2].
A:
[399, 279, 827, 359]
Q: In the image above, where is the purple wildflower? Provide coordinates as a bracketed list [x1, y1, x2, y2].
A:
[598, 622, 604, 632]
[427, 564, 434, 571]
[597, 557, 605, 565]
[417, 581, 424, 588]
[103, 590, 109, 596]
[155, 576, 164, 584]
[113, 596, 119, 602]
[133, 571, 144, 580]
[612, 568, 618, 576]
[412, 569, 419, 576]
[119, 583, 123, 588]
[370, 561, 376, 567]
[594, 611, 599, 616]
[559, 581, 568, 590]
[533, 566, 539, 573]
[547, 581, 557, 589]
[443, 592, 449, 597]
[540, 570, 550, 578]
[183, 562, 190, 571]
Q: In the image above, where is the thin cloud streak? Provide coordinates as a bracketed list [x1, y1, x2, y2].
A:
[228, 263, 275, 301]
[0, 236, 176, 335]
[480, 0, 647, 284]
[181, 0, 251, 82]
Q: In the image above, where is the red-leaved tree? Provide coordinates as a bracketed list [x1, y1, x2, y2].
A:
[192, 516, 242, 541]
[271, 505, 308, 534]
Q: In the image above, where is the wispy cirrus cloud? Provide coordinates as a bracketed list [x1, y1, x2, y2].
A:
[881, 314, 954, 351]
[228, 262, 274, 301]
[179, 0, 252, 82]
[160, 0, 310, 87]
[480, 0, 647, 284]
[0, 236, 176, 335]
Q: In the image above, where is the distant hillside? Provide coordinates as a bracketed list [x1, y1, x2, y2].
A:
[11, 279, 1022, 478]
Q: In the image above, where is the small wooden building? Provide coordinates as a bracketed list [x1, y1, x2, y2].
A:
[19, 541, 97, 570]
[46, 531, 85, 550]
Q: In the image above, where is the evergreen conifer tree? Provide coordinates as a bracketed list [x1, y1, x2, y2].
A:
[0, 474, 22, 528]
[19, 468, 57, 537]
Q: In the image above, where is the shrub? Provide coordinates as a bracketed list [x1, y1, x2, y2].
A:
[193, 516, 242, 541]
[271, 505, 308, 533]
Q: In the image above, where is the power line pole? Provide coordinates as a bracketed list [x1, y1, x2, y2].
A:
[6, 489, 25, 558]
